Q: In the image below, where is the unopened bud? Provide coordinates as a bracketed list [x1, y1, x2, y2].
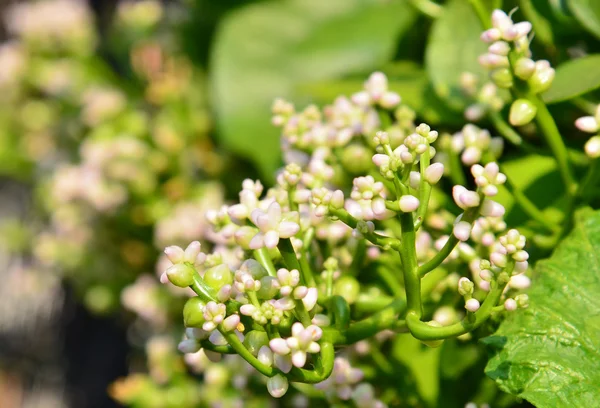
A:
[458, 277, 474, 296]
[514, 58, 536, 80]
[424, 163, 444, 184]
[166, 263, 195, 288]
[528, 62, 555, 94]
[465, 298, 481, 312]
[183, 297, 207, 328]
[399, 195, 420, 212]
[509, 99, 537, 126]
[490, 68, 513, 89]
[267, 374, 289, 398]
[585, 136, 600, 158]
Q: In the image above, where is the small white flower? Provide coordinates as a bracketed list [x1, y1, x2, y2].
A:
[269, 322, 323, 368]
[249, 202, 300, 249]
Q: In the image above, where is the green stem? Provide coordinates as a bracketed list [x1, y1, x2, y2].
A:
[398, 212, 421, 316]
[329, 208, 401, 250]
[415, 147, 432, 230]
[418, 207, 479, 277]
[219, 326, 275, 377]
[200, 340, 235, 354]
[327, 299, 406, 345]
[254, 248, 276, 277]
[530, 95, 577, 194]
[294, 300, 313, 327]
[406, 280, 508, 341]
[502, 171, 560, 233]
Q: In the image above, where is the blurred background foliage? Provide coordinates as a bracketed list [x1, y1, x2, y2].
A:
[0, 0, 599, 407]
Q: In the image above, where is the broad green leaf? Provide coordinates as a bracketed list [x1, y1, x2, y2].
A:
[210, 0, 417, 178]
[296, 62, 464, 125]
[484, 208, 600, 407]
[425, 0, 487, 111]
[542, 54, 600, 103]
[568, 0, 600, 39]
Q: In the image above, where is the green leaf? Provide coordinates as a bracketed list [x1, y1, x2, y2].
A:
[210, 0, 417, 178]
[425, 0, 487, 111]
[495, 154, 565, 226]
[484, 208, 600, 407]
[542, 54, 600, 103]
[568, 0, 600, 39]
[392, 335, 441, 406]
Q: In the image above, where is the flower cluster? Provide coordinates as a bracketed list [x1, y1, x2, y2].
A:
[160, 69, 531, 400]
[479, 9, 555, 127]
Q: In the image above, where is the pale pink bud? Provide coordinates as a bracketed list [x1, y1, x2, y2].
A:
[585, 136, 600, 158]
[514, 260, 529, 273]
[292, 350, 307, 367]
[488, 41, 510, 56]
[409, 171, 421, 189]
[371, 197, 387, 216]
[480, 28, 502, 43]
[222, 314, 240, 331]
[465, 298, 481, 312]
[258, 346, 274, 367]
[275, 354, 292, 373]
[184, 241, 202, 263]
[490, 252, 507, 268]
[164, 246, 184, 264]
[504, 298, 517, 311]
[267, 374, 289, 398]
[509, 274, 531, 289]
[491, 9, 512, 32]
[178, 339, 200, 354]
[399, 195, 420, 212]
[576, 116, 599, 133]
[424, 163, 444, 184]
[478, 280, 490, 291]
[372, 154, 389, 167]
[302, 288, 318, 311]
[504, 22, 532, 41]
[330, 190, 345, 209]
[453, 221, 472, 241]
[481, 199, 505, 217]
[379, 91, 401, 108]
[270, 338, 291, 355]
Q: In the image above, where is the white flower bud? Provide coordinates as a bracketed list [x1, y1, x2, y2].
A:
[576, 116, 600, 133]
[399, 195, 420, 212]
[267, 374, 289, 398]
[585, 136, 600, 159]
[424, 163, 444, 184]
[504, 298, 517, 311]
[465, 298, 481, 312]
[453, 221, 472, 241]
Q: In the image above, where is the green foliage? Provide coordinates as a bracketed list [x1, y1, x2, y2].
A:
[543, 54, 600, 103]
[210, 0, 417, 177]
[484, 208, 600, 407]
[568, 0, 600, 38]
